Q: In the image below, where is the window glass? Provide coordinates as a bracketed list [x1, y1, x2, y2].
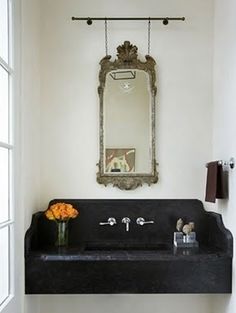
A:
[0, 0, 9, 63]
[0, 147, 9, 223]
[0, 66, 9, 143]
[0, 226, 9, 305]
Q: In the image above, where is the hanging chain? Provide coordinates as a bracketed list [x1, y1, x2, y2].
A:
[105, 18, 108, 56]
[148, 17, 151, 55]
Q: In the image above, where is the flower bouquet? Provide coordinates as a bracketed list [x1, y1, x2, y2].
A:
[45, 202, 79, 246]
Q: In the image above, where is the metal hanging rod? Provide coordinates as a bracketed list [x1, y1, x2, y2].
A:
[218, 158, 235, 169]
[71, 16, 185, 26]
[205, 157, 235, 169]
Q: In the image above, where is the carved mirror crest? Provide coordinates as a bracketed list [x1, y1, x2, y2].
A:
[97, 41, 158, 190]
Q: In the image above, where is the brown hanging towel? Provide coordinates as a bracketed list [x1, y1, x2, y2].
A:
[205, 161, 228, 203]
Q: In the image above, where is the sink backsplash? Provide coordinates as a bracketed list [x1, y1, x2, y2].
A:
[34, 199, 209, 249]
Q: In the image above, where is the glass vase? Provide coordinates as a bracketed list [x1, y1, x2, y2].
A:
[56, 221, 68, 247]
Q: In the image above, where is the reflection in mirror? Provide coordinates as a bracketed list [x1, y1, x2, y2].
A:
[97, 41, 158, 190]
[104, 69, 151, 174]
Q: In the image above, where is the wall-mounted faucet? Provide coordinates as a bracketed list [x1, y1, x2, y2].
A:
[99, 217, 154, 230]
[122, 217, 131, 232]
[136, 217, 154, 226]
[99, 217, 117, 226]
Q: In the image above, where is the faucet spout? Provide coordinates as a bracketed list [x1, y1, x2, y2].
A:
[122, 217, 131, 232]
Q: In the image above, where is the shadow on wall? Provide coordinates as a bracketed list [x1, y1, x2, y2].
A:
[212, 294, 231, 313]
[37, 294, 214, 313]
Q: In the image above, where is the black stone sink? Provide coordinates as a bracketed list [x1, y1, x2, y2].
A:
[83, 242, 169, 251]
[25, 199, 233, 294]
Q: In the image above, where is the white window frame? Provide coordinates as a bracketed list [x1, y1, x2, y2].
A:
[0, 0, 22, 312]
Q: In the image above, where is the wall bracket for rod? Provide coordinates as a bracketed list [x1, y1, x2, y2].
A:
[71, 16, 186, 26]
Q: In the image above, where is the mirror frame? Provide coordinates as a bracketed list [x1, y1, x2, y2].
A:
[97, 41, 158, 190]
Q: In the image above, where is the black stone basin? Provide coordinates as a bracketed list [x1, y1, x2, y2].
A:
[83, 242, 169, 251]
[25, 199, 233, 294]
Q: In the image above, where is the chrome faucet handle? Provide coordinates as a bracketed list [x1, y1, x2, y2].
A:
[122, 217, 131, 232]
[136, 217, 154, 226]
[99, 217, 117, 226]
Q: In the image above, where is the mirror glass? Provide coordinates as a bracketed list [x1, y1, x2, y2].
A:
[104, 69, 151, 174]
[97, 41, 158, 190]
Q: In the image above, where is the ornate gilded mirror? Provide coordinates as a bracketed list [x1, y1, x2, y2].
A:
[97, 41, 158, 190]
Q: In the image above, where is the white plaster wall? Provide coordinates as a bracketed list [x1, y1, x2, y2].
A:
[211, 0, 236, 312]
[21, 0, 41, 312]
[35, 0, 214, 313]
[40, 0, 213, 206]
[38, 294, 212, 313]
[21, 0, 41, 230]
